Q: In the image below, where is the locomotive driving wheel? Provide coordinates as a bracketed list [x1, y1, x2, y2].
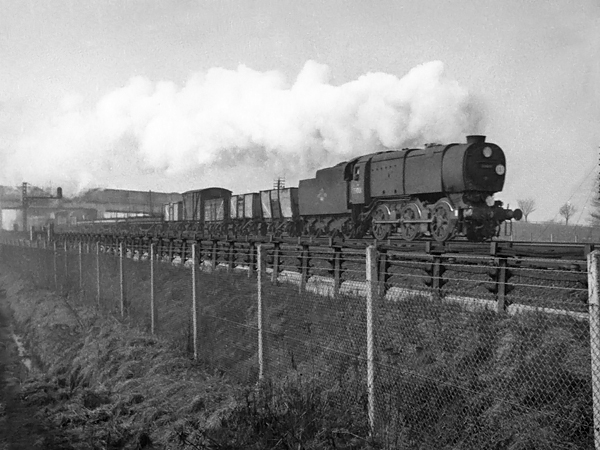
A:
[430, 199, 456, 242]
[399, 203, 421, 241]
[371, 205, 392, 240]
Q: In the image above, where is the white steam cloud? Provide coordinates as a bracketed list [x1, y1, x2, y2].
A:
[5, 60, 484, 194]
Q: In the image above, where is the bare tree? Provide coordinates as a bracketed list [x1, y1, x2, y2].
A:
[517, 198, 537, 222]
[559, 202, 577, 225]
[590, 178, 600, 225]
[591, 202, 600, 225]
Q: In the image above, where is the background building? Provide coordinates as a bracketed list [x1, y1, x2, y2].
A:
[0, 186, 183, 231]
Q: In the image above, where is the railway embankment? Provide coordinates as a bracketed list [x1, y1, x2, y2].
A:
[0, 268, 377, 449]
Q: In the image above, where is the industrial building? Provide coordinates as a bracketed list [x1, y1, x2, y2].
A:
[0, 185, 182, 232]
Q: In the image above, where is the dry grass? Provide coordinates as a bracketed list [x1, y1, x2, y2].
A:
[0, 265, 377, 449]
[0, 245, 595, 449]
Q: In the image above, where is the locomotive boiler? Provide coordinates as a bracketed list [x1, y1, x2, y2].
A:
[299, 135, 522, 241]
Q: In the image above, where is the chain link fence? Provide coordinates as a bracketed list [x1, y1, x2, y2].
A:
[259, 244, 371, 437]
[374, 250, 592, 448]
[1, 237, 598, 449]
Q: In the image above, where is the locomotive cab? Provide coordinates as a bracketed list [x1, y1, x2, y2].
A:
[349, 158, 370, 205]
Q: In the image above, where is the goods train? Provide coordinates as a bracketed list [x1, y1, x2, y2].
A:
[56, 135, 522, 242]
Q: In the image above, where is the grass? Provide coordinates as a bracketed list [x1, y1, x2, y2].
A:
[0, 256, 378, 449]
[0, 244, 595, 449]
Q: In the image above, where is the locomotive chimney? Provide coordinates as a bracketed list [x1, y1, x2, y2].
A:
[466, 135, 486, 144]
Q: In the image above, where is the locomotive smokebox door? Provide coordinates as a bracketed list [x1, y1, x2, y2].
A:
[350, 158, 370, 204]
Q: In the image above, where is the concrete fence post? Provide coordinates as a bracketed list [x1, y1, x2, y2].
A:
[119, 241, 125, 318]
[333, 246, 342, 297]
[150, 243, 155, 335]
[53, 241, 58, 291]
[365, 245, 377, 435]
[63, 240, 68, 290]
[96, 241, 101, 308]
[227, 242, 234, 272]
[299, 244, 309, 293]
[192, 243, 198, 359]
[588, 250, 600, 450]
[247, 242, 255, 278]
[271, 243, 280, 284]
[257, 244, 266, 380]
[211, 240, 218, 269]
[79, 241, 83, 302]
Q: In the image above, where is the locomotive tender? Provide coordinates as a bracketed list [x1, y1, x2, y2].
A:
[59, 135, 522, 242]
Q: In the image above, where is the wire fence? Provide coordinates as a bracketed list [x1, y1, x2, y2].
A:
[1, 237, 598, 449]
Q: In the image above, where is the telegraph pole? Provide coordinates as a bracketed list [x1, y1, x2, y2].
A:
[21, 182, 63, 232]
[21, 182, 28, 233]
[272, 176, 285, 191]
[596, 145, 600, 207]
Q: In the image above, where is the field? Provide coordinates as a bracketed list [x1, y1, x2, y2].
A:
[507, 220, 600, 243]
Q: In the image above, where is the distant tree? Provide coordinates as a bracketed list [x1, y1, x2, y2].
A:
[590, 200, 600, 225]
[590, 177, 600, 225]
[559, 202, 577, 225]
[517, 198, 537, 222]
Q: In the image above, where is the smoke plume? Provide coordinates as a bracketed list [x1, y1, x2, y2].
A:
[4, 60, 484, 194]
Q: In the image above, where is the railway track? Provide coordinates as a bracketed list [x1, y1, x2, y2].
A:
[53, 230, 595, 262]
[4, 231, 592, 317]
[48, 232, 591, 303]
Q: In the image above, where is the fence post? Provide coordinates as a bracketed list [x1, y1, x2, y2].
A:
[257, 244, 266, 380]
[333, 246, 342, 297]
[63, 240, 68, 290]
[119, 241, 125, 318]
[53, 241, 58, 290]
[271, 242, 280, 284]
[150, 243, 155, 335]
[181, 240, 187, 267]
[79, 241, 83, 301]
[299, 244, 309, 293]
[431, 256, 442, 292]
[192, 243, 198, 359]
[365, 245, 377, 435]
[247, 242, 255, 278]
[497, 258, 509, 311]
[378, 250, 389, 298]
[588, 250, 600, 450]
[211, 240, 218, 269]
[168, 239, 173, 264]
[96, 242, 101, 308]
[227, 242, 234, 272]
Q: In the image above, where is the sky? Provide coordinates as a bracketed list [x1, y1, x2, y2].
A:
[1, 0, 599, 222]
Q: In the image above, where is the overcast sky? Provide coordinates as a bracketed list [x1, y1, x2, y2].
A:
[1, 0, 599, 222]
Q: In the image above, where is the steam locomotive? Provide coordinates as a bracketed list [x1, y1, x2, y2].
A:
[59, 135, 522, 242]
[306, 134, 524, 241]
